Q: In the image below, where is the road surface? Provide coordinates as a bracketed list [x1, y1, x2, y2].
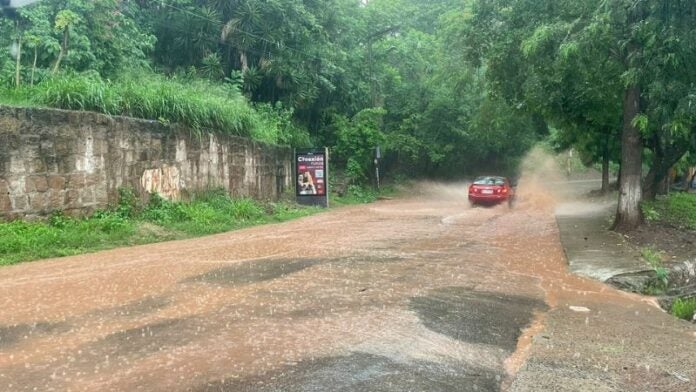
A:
[0, 181, 694, 391]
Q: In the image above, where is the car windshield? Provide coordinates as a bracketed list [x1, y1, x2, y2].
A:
[473, 177, 505, 186]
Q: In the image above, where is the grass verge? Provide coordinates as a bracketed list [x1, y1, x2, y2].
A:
[329, 184, 401, 207]
[0, 190, 318, 266]
[0, 186, 391, 266]
[642, 193, 696, 230]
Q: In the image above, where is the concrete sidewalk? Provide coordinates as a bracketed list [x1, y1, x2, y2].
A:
[509, 196, 695, 392]
[555, 200, 648, 281]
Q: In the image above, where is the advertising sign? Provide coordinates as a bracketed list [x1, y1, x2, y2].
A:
[295, 148, 329, 207]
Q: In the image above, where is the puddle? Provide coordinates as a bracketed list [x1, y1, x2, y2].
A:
[185, 259, 322, 287]
[194, 352, 500, 392]
[89, 295, 171, 319]
[410, 287, 547, 352]
[0, 322, 71, 348]
[84, 318, 198, 359]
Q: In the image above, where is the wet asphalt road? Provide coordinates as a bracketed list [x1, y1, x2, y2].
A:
[0, 180, 693, 391]
[0, 183, 551, 392]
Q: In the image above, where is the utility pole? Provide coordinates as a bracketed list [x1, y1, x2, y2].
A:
[365, 26, 400, 108]
[375, 145, 381, 191]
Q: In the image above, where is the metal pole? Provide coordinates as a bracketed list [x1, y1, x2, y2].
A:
[375, 145, 381, 191]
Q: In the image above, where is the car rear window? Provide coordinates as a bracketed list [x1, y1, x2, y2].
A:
[473, 177, 505, 185]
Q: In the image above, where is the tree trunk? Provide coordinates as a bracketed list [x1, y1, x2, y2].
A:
[612, 85, 643, 232]
[52, 29, 69, 74]
[31, 46, 37, 86]
[657, 175, 669, 195]
[643, 138, 687, 200]
[240, 52, 249, 73]
[15, 36, 22, 88]
[601, 142, 610, 194]
[15, 22, 22, 88]
[643, 147, 660, 201]
[368, 41, 377, 107]
[616, 164, 622, 186]
[52, 50, 63, 74]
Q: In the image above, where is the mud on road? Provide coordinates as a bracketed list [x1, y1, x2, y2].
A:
[0, 180, 694, 391]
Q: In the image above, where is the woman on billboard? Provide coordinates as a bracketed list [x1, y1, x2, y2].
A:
[298, 172, 317, 195]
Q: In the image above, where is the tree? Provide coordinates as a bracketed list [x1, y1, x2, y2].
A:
[638, 1, 696, 199]
[0, 0, 155, 80]
[51, 9, 79, 73]
[24, 34, 40, 85]
[463, 0, 696, 231]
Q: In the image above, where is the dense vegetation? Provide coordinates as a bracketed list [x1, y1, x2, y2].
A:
[0, 0, 542, 182]
[1, 0, 695, 231]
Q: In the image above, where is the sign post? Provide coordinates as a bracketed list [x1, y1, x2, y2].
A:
[295, 148, 329, 208]
[374, 145, 381, 191]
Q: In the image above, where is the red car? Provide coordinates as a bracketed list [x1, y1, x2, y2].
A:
[468, 176, 515, 206]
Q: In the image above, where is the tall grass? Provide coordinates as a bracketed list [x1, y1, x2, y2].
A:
[32, 72, 256, 137]
[0, 71, 308, 144]
[141, 191, 270, 235]
[671, 297, 696, 321]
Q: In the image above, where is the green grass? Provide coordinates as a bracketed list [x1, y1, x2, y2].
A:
[640, 246, 669, 295]
[141, 191, 319, 236]
[0, 191, 319, 266]
[0, 71, 308, 145]
[671, 297, 696, 321]
[330, 185, 379, 206]
[0, 184, 394, 267]
[0, 212, 138, 265]
[642, 193, 696, 230]
[640, 247, 663, 268]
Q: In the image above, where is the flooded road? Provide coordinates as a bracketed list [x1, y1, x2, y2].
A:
[0, 179, 694, 391]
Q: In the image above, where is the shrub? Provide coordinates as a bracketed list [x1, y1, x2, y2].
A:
[335, 185, 378, 204]
[229, 198, 265, 220]
[671, 298, 696, 321]
[641, 247, 663, 268]
[332, 108, 387, 185]
[116, 188, 138, 218]
[142, 193, 185, 224]
[141, 191, 266, 235]
[641, 247, 669, 293]
[252, 102, 311, 146]
[641, 202, 660, 222]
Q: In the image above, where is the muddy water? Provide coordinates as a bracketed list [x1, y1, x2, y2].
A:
[0, 169, 692, 391]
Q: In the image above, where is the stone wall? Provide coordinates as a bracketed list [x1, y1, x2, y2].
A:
[0, 106, 293, 219]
